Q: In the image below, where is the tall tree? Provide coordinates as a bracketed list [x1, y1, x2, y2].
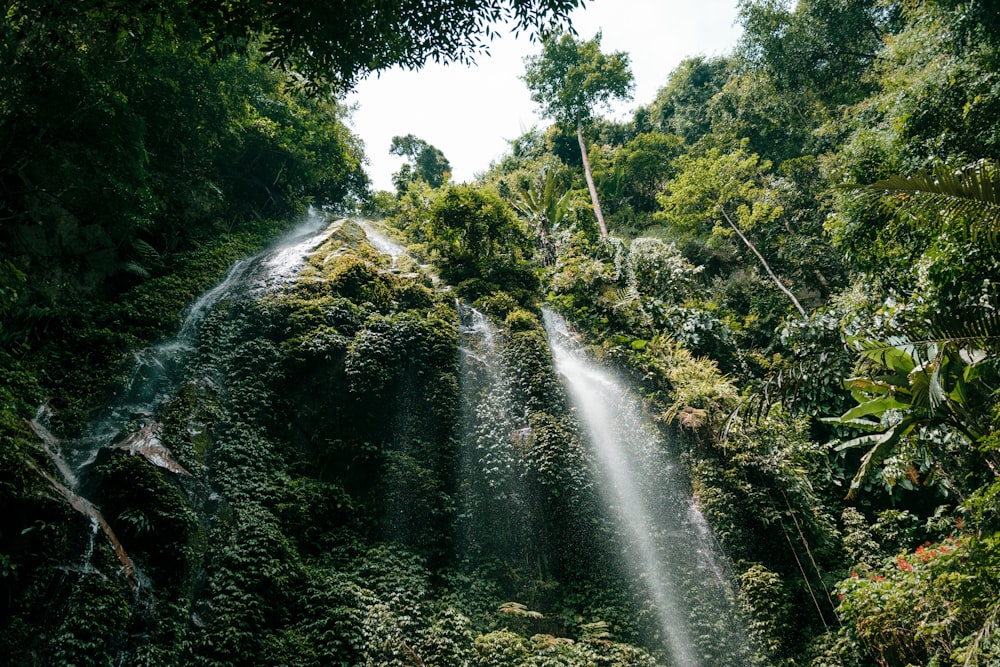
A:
[522, 30, 633, 236]
[390, 134, 452, 189]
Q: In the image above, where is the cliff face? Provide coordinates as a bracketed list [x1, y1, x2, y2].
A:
[11, 216, 695, 666]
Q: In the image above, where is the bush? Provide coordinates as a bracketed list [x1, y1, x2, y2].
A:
[836, 533, 1000, 666]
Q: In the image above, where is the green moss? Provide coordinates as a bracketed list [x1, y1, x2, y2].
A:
[95, 454, 200, 591]
[504, 308, 539, 332]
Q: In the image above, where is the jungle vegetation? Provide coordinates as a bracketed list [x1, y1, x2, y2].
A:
[2, 0, 1000, 666]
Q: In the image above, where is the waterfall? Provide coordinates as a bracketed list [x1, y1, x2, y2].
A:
[455, 303, 535, 565]
[30, 209, 341, 591]
[357, 219, 406, 270]
[543, 308, 751, 666]
[54, 209, 339, 485]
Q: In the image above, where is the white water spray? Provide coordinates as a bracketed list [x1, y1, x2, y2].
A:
[57, 209, 340, 484]
[254, 208, 336, 292]
[454, 302, 542, 567]
[543, 308, 751, 666]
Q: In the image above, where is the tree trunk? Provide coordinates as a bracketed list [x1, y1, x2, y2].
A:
[721, 209, 806, 317]
[577, 124, 608, 237]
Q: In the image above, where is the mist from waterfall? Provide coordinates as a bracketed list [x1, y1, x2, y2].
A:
[543, 308, 752, 667]
[57, 209, 338, 484]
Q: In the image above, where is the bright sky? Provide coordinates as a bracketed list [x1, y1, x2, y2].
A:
[346, 0, 744, 192]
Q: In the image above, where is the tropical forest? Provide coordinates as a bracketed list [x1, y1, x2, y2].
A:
[2, 0, 1000, 665]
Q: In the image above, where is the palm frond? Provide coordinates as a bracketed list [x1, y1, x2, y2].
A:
[846, 335, 917, 373]
[848, 160, 1000, 245]
[869, 161, 1000, 206]
[925, 312, 1000, 350]
[840, 419, 915, 499]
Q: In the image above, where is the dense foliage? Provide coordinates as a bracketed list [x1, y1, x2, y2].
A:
[6, 0, 1000, 666]
[480, 1, 1000, 664]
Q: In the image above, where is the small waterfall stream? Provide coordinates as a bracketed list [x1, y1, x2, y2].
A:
[357, 219, 407, 269]
[454, 303, 539, 568]
[56, 209, 337, 482]
[543, 308, 751, 666]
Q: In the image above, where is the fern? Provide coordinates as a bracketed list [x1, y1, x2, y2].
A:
[131, 238, 161, 266]
[579, 620, 611, 641]
[122, 261, 151, 279]
[125, 238, 162, 279]
[612, 286, 639, 309]
[498, 601, 544, 619]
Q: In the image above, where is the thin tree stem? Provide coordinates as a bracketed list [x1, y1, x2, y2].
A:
[578, 124, 608, 237]
[401, 640, 426, 667]
[781, 489, 841, 624]
[721, 209, 806, 316]
[779, 516, 829, 629]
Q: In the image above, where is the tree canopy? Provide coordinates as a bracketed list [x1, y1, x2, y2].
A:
[3, 0, 586, 94]
[522, 29, 633, 129]
[390, 134, 453, 190]
[193, 0, 588, 91]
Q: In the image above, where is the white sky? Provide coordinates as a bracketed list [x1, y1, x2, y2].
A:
[346, 0, 744, 192]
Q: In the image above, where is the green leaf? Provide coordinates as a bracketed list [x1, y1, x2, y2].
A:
[839, 396, 910, 421]
[924, 359, 947, 410]
[846, 160, 1000, 245]
[846, 420, 915, 498]
[835, 432, 887, 452]
[847, 335, 917, 374]
[819, 416, 884, 432]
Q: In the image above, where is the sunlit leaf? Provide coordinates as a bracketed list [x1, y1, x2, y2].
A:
[839, 396, 910, 421]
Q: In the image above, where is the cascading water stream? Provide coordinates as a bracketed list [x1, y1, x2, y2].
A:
[54, 209, 338, 483]
[543, 308, 751, 666]
[29, 208, 342, 595]
[458, 301, 498, 359]
[455, 303, 535, 563]
[357, 219, 407, 270]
